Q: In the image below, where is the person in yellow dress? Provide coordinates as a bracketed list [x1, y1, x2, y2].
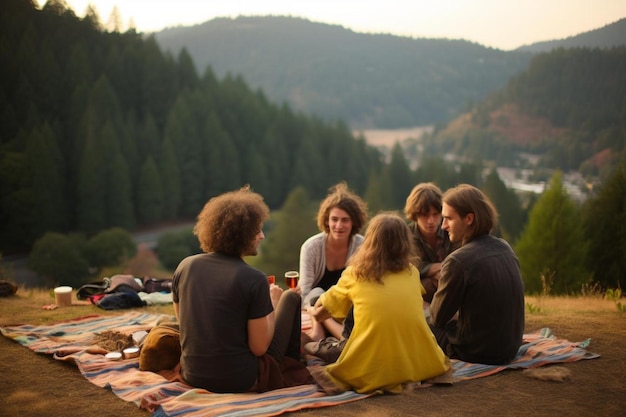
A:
[308, 212, 452, 394]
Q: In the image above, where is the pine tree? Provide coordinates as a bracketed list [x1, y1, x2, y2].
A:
[482, 168, 525, 243]
[164, 95, 203, 217]
[582, 160, 626, 290]
[515, 171, 590, 294]
[107, 151, 135, 229]
[289, 133, 324, 195]
[384, 143, 413, 209]
[25, 123, 67, 237]
[77, 112, 107, 235]
[364, 172, 386, 215]
[137, 156, 164, 224]
[204, 118, 241, 199]
[159, 136, 181, 219]
[253, 187, 318, 277]
[415, 157, 457, 191]
[246, 149, 271, 199]
[0, 131, 34, 249]
[259, 128, 289, 207]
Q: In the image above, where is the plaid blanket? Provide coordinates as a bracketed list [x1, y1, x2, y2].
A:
[0, 312, 600, 416]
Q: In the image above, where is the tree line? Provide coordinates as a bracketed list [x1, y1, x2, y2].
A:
[24, 161, 626, 295]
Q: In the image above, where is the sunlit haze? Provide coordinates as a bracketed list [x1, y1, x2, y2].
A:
[36, 0, 626, 50]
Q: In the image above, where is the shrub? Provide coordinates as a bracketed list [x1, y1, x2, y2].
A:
[86, 228, 137, 269]
[28, 232, 89, 287]
[157, 228, 200, 271]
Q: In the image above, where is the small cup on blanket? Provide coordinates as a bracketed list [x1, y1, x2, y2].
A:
[123, 347, 140, 359]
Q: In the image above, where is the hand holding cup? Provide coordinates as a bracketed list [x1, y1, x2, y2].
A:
[269, 283, 283, 308]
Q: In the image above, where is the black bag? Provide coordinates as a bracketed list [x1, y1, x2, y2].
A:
[96, 291, 146, 310]
[142, 277, 173, 293]
[77, 274, 144, 300]
[76, 279, 110, 300]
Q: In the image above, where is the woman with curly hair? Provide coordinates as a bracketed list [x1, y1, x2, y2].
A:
[308, 212, 451, 394]
[298, 182, 368, 345]
[172, 186, 309, 393]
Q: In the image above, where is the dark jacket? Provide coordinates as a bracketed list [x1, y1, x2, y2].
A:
[430, 234, 525, 364]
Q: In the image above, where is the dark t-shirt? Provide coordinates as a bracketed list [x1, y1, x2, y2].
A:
[172, 253, 273, 393]
[317, 268, 344, 291]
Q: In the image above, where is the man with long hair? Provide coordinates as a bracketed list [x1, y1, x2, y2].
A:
[429, 184, 525, 365]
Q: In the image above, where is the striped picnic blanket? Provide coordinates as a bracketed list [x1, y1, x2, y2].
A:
[0, 312, 600, 416]
[452, 327, 600, 380]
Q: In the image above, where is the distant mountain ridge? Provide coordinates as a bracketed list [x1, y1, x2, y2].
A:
[517, 18, 626, 52]
[154, 16, 531, 129]
[153, 15, 626, 129]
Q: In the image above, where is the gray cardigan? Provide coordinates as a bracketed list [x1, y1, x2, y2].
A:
[298, 232, 364, 306]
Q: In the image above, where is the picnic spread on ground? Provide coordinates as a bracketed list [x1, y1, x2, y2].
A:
[0, 311, 600, 417]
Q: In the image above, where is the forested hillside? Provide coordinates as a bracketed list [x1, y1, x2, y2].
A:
[425, 47, 626, 178]
[0, 0, 384, 253]
[154, 16, 532, 129]
[517, 18, 626, 52]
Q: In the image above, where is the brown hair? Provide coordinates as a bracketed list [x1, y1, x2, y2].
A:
[347, 212, 416, 284]
[443, 184, 498, 243]
[194, 185, 269, 256]
[316, 182, 368, 236]
[404, 182, 443, 221]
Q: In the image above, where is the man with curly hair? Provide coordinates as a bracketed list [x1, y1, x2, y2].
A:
[172, 186, 309, 393]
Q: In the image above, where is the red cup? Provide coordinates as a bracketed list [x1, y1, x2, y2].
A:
[267, 275, 275, 285]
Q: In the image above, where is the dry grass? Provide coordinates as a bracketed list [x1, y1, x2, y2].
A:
[525, 295, 621, 315]
[3, 286, 620, 327]
[0, 285, 175, 326]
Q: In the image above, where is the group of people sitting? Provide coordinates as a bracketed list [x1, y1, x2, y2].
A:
[171, 181, 525, 395]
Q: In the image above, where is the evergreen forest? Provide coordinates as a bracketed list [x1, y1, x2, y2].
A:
[1, 0, 386, 252]
[2, 0, 626, 293]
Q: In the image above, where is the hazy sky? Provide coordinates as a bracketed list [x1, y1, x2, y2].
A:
[38, 0, 626, 50]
